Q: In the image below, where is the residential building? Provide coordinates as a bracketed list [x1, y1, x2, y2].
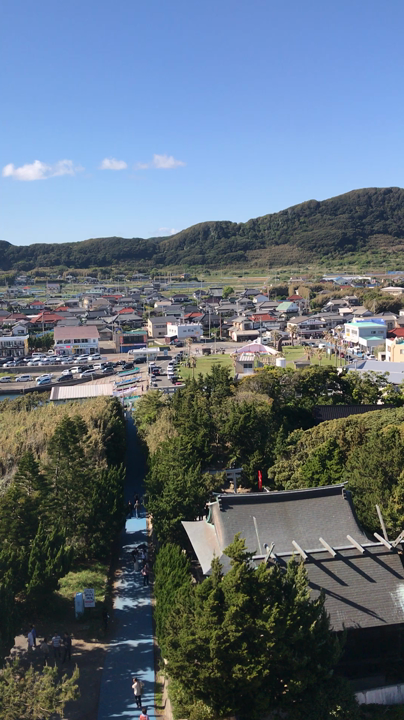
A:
[148, 317, 168, 338]
[166, 322, 203, 340]
[276, 301, 299, 317]
[286, 294, 309, 312]
[386, 329, 404, 362]
[54, 325, 100, 355]
[0, 332, 29, 357]
[344, 320, 387, 349]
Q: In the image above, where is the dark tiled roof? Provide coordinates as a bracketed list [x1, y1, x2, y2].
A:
[305, 546, 404, 631]
[313, 405, 394, 422]
[211, 484, 367, 556]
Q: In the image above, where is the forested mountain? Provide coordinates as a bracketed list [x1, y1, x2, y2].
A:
[2, 186, 404, 272]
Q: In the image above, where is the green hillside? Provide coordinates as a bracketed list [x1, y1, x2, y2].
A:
[2, 186, 404, 271]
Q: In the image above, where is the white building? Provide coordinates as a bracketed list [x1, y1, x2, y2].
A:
[344, 320, 387, 349]
[166, 322, 203, 340]
[54, 325, 100, 355]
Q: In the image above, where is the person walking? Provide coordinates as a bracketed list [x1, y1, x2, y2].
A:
[127, 500, 133, 519]
[140, 707, 149, 720]
[40, 637, 50, 667]
[27, 628, 35, 652]
[132, 677, 144, 709]
[102, 607, 110, 632]
[51, 632, 61, 660]
[134, 495, 140, 518]
[141, 562, 149, 586]
[30, 624, 37, 648]
[131, 549, 139, 573]
[62, 632, 72, 663]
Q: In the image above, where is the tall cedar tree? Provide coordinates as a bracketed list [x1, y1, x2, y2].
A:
[163, 536, 354, 719]
[154, 543, 191, 654]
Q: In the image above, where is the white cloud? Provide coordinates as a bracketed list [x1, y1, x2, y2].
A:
[156, 227, 179, 236]
[2, 159, 83, 181]
[135, 154, 186, 170]
[99, 157, 127, 170]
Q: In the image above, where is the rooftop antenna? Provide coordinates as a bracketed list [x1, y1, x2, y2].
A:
[253, 516, 261, 555]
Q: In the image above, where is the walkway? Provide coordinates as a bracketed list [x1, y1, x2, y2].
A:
[98, 416, 155, 720]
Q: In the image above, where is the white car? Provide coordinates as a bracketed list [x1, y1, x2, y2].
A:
[70, 366, 83, 375]
[0, 376, 12, 383]
[91, 354, 101, 360]
[37, 373, 52, 381]
[27, 360, 41, 366]
[16, 374, 32, 382]
[80, 369, 95, 378]
[61, 368, 74, 376]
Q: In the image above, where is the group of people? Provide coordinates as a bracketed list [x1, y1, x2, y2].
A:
[27, 625, 72, 665]
[131, 545, 150, 585]
[132, 677, 150, 720]
[127, 494, 141, 519]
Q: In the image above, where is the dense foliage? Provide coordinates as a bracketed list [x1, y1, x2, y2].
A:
[154, 536, 358, 720]
[0, 394, 125, 482]
[269, 406, 404, 538]
[2, 187, 404, 270]
[0, 660, 79, 720]
[0, 398, 126, 660]
[136, 365, 396, 544]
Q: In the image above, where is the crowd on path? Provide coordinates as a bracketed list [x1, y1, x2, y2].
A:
[27, 625, 72, 666]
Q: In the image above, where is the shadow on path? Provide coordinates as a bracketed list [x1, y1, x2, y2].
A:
[98, 416, 155, 720]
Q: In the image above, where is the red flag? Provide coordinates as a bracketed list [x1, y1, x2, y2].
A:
[258, 470, 262, 490]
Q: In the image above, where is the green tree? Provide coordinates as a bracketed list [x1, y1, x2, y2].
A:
[145, 437, 215, 543]
[163, 536, 350, 719]
[222, 286, 234, 299]
[85, 465, 125, 558]
[26, 523, 72, 608]
[154, 543, 191, 653]
[0, 660, 79, 720]
[300, 438, 345, 486]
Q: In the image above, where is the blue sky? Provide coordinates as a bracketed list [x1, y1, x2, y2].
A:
[1, 0, 404, 246]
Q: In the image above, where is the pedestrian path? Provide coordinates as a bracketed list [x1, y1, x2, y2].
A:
[98, 417, 155, 720]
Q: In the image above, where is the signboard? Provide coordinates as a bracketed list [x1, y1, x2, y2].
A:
[75, 592, 84, 618]
[83, 588, 95, 608]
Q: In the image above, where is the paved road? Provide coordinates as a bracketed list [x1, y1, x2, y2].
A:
[97, 417, 155, 720]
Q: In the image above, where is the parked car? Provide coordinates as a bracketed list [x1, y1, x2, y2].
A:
[3, 361, 17, 368]
[123, 362, 134, 370]
[101, 367, 114, 375]
[91, 353, 101, 360]
[80, 369, 96, 378]
[0, 376, 12, 383]
[27, 360, 41, 366]
[16, 374, 32, 382]
[71, 366, 86, 375]
[57, 373, 73, 382]
[61, 368, 74, 376]
[36, 374, 52, 385]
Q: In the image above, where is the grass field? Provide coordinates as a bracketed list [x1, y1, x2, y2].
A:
[179, 353, 234, 379]
[281, 345, 347, 368]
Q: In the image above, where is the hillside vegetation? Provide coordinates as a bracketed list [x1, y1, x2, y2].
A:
[269, 406, 404, 537]
[1, 187, 404, 271]
[0, 394, 124, 483]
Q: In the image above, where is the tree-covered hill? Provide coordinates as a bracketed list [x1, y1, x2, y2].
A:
[2, 186, 404, 271]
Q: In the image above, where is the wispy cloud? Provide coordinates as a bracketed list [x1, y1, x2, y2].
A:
[135, 154, 186, 170]
[156, 227, 179, 236]
[2, 159, 83, 181]
[99, 157, 127, 170]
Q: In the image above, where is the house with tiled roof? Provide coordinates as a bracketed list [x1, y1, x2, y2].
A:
[286, 294, 309, 312]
